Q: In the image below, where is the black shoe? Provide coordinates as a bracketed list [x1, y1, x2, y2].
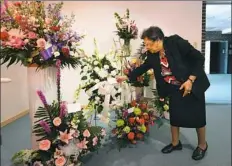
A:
[161, 141, 182, 154]
[192, 142, 208, 160]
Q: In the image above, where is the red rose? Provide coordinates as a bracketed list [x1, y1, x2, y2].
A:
[50, 26, 61, 32]
[0, 31, 9, 41]
[127, 132, 135, 140]
[61, 47, 70, 57]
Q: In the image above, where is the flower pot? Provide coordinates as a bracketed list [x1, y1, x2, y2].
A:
[27, 66, 57, 149]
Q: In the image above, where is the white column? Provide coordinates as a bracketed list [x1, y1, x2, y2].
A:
[27, 67, 57, 149]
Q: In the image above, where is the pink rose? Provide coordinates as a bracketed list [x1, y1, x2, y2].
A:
[83, 129, 91, 138]
[55, 156, 66, 166]
[39, 139, 51, 151]
[53, 117, 62, 127]
[9, 36, 24, 49]
[36, 38, 46, 49]
[28, 32, 37, 39]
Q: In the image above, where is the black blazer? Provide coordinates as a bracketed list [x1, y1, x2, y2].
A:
[128, 35, 210, 100]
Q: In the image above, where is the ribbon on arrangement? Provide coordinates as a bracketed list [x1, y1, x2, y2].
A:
[86, 77, 119, 123]
[40, 46, 53, 60]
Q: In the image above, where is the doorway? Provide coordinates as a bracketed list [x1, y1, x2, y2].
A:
[205, 41, 229, 74]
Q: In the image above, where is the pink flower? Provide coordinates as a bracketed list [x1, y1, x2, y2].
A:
[45, 18, 52, 25]
[28, 32, 37, 39]
[83, 129, 91, 138]
[53, 117, 62, 127]
[101, 129, 106, 136]
[36, 38, 46, 49]
[76, 138, 89, 149]
[39, 139, 51, 151]
[33, 161, 43, 166]
[24, 39, 29, 44]
[8, 36, 24, 49]
[54, 148, 64, 159]
[59, 130, 73, 144]
[55, 156, 66, 166]
[92, 136, 98, 146]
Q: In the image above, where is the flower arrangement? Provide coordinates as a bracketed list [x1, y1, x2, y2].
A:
[11, 60, 106, 166]
[123, 57, 154, 87]
[0, 1, 85, 69]
[110, 100, 158, 150]
[152, 89, 169, 119]
[114, 8, 138, 44]
[75, 39, 122, 114]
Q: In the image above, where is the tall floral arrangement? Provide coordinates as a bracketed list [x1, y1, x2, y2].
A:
[11, 60, 106, 166]
[114, 9, 138, 44]
[0, 1, 85, 69]
[114, 9, 138, 57]
[75, 39, 122, 116]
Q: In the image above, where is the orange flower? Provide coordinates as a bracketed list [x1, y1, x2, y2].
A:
[55, 156, 66, 166]
[0, 31, 9, 41]
[53, 117, 62, 127]
[138, 118, 145, 125]
[39, 139, 51, 151]
[131, 100, 137, 107]
[127, 132, 135, 140]
[139, 103, 147, 110]
[136, 133, 144, 140]
[128, 117, 135, 124]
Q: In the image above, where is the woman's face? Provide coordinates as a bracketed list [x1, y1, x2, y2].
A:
[144, 37, 163, 53]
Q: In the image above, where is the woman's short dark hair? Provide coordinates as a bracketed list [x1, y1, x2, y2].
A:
[141, 26, 164, 41]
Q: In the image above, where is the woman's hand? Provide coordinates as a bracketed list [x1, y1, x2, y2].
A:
[179, 79, 193, 97]
[116, 75, 128, 83]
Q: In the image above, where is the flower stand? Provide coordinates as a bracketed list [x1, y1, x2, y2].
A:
[27, 66, 57, 149]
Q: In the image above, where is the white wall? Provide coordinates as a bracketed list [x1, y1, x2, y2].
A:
[1, 64, 29, 123]
[1, 1, 203, 122]
[59, 1, 203, 101]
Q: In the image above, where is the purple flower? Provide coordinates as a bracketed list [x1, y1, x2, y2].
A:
[123, 110, 128, 117]
[39, 120, 51, 133]
[59, 101, 67, 118]
[36, 90, 48, 108]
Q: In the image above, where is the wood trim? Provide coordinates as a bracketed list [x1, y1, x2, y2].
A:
[1, 110, 29, 127]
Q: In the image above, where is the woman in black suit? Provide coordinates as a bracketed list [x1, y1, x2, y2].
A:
[117, 26, 210, 160]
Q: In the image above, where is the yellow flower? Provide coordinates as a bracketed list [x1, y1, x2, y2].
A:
[116, 119, 125, 127]
[27, 58, 33, 63]
[130, 58, 137, 64]
[134, 107, 141, 116]
[123, 126, 131, 133]
[138, 124, 146, 133]
[163, 104, 169, 111]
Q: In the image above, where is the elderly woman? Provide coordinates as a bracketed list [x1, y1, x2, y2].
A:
[117, 26, 210, 160]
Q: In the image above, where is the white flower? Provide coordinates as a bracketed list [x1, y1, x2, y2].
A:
[98, 53, 105, 59]
[110, 70, 117, 76]
[95, 96, 100, 101]
[104, 65, 109, 70]
[95, 79, 100, 83]
[43, 29, 48, 33]
[94, 67, 100, 73]
[69, 51, 74, 56]
[83, 66, 89, 72]
[93, 61, 99, 65]
[98, 69, 108, 78]
[54, 51, 60, 57]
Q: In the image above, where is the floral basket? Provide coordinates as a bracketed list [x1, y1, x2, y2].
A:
[108, 100, 161, 150]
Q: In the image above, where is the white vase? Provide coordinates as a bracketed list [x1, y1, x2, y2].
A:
[27, 66, 57, 149]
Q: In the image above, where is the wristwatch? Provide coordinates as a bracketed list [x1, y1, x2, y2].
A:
[188, 78, 195, 83]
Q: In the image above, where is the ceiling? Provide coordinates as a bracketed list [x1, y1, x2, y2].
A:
[206, 4, 231, 31]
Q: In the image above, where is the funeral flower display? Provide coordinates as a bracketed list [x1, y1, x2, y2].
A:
[11, 60, 106, 166]
[152, 89, 169, 117]
[76, 39, 122, 115]
[110, 100, 158, 149]
[0, 1, 84, 69]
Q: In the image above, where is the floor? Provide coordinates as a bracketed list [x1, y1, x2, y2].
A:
[1, 104, 231, 166]
[205, 74, 231, 104]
